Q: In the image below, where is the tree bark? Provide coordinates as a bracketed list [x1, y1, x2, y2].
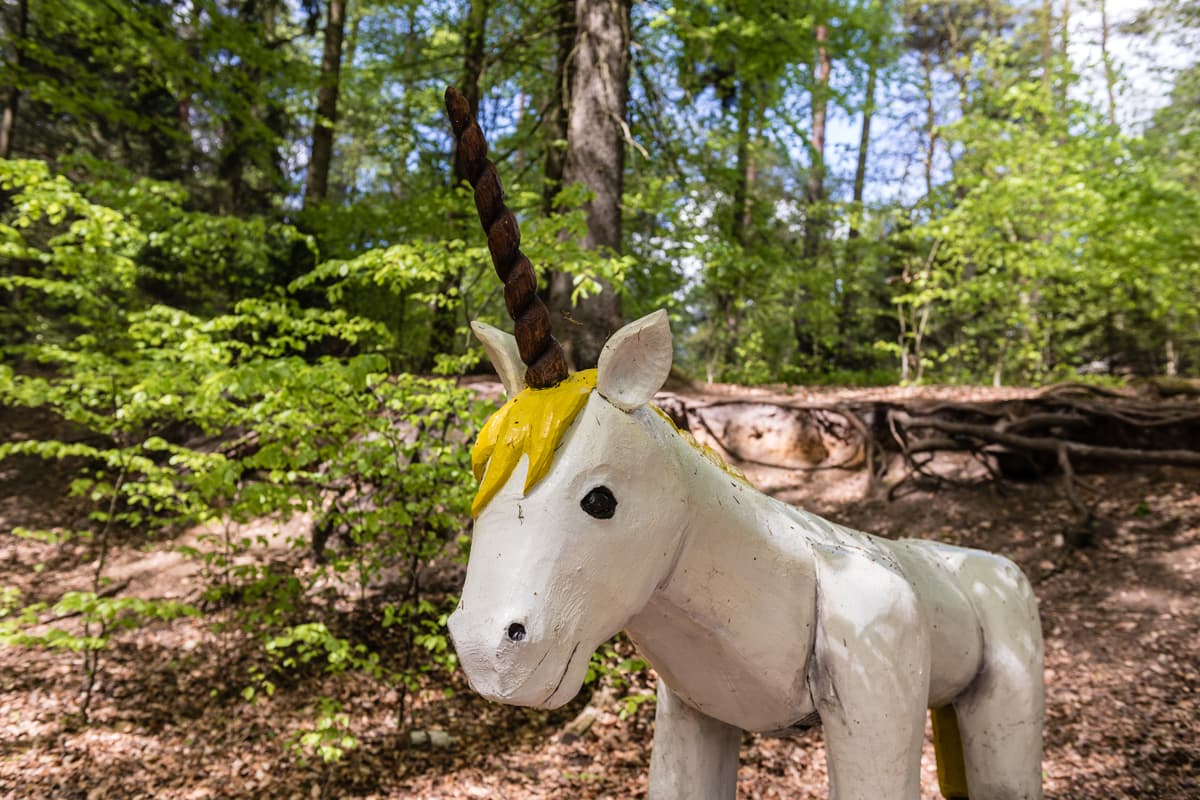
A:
[303, 0, 348, 208]
[731, 83, 755, 247]
[851, 54, 878, 225]
[841, 40, 879, 361]
[545, 0, 578, 353]
[395, 2, 419, 196]
[0, 0, 29, 159]
[804, 22, 831, 225]
[542, 0, 575, 214]
[1099, 0, 1117, 125]
[1040, 0, 1053, 97]
[555, 0, 632, 368]
[795, 21, 832, 363]
[433, 0, 492, 365]
[453, 0, 490, 179]
[708, 81, 757, 377]
[921, 50, 936, 196]
[332, 7, 363, 200]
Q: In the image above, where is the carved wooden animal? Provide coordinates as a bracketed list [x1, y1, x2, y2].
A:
[441, 86, 1043, 800]
[448, 312, 1044, 800]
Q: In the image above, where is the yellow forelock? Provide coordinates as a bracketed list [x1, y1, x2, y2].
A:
[470, 370, 598, 518]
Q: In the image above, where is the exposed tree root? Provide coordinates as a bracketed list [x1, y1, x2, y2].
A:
[659, 383, 1200, 538]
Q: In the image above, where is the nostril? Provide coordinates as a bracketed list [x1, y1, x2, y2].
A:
[506, 622, 527, 642]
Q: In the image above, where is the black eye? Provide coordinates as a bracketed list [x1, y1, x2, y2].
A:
[580, 486, 617, 519]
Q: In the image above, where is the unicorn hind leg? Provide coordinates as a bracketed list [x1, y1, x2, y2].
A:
[950, 555, 1045, 800]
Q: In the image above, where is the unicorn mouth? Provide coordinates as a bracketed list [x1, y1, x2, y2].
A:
[543, 640, 582, 707]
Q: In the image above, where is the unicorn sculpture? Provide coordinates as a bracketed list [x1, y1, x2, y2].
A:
[442, 87, 1044, 800]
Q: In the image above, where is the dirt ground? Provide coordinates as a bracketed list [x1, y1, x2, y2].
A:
[1, 387, 1198, 799]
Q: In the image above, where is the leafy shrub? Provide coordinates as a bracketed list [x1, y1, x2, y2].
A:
[0, 158, 483, 733]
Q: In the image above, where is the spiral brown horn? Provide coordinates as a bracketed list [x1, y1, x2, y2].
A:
[444, 86, 569, 390]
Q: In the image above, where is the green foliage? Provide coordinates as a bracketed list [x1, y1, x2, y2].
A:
[288, 697, 360, 765]
[0, 159, 482, 742]
[894, 44, 1200, 383]
[0, 0, 1197, 767]
[585, 635, 655, 720]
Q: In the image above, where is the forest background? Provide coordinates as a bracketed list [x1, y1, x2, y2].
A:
[0, 0, 1198, 796]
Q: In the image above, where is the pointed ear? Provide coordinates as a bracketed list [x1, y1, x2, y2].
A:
[471, 321, 528, 397]
[597, 310, 673, 411]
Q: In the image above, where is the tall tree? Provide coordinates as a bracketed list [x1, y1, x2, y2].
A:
[0, 0, 28, 159]
[554, 0, 633, 367]
[803, 19, 832, 256]
[304, 0, 349, 207]
[1099, 0, 1117, 125]
[454, 0, 491, 174]
[841, 4, 889, 360]
[542, 0, 576, 213]
[434, 0, 492, 363]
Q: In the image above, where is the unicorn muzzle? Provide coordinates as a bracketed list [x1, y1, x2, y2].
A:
[447, 607, 582, 708]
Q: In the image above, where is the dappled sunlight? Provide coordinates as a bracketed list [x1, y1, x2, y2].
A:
[1, 0, 1197, 793]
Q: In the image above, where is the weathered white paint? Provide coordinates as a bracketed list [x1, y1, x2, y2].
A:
[448, 311, 1044, 800]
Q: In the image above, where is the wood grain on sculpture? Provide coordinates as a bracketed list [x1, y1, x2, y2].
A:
[443, 87, 1045, 800]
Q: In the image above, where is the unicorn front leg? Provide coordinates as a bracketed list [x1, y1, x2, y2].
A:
[810, 545, 932, 799]
[647, 679, 742, 800]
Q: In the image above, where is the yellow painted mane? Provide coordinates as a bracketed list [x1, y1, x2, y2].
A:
[471, 370, 598, 517]
[469, 369, 749, 517]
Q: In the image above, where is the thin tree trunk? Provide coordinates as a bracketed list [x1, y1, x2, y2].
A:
[339, 9, 362, 197]
[1060, 0, 1070, 61]
[558, 0, 632, 368]
[921, 50, 936, 196]
[433, 0, 492, 365]
[710, 81, 756, 374]
[545, 0, 578, 351]
[804, 22, 831, 229]
[1099, 0, 1117, 125]
[940, 12, 969, 116]
[303, 0, 348, 207]
[851, 55, 878, 227]
[395, 2, 419, 197]
[1040, 0, 1053, 97]
[453, 0, 490, 179]
[841, 43, 878, 361]
[0, 0, 29, 159]
[731, 83, 754, 248]
[542, 0, 575, 214]
[795, 23, 832, 365]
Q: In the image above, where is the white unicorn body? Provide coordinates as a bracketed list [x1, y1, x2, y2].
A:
[448, 310, 1044, 800]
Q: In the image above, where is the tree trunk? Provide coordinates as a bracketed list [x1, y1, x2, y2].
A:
[731, 83, 755, 247]
[453, 0, 490, 179]
[708, 81, 757, 377]
[851, 54, 877, 226]
[542, 0, 576, 214]
[303, 0, 348, 208]
[841, 42, 879, 361]
[1099, 0, 1117, 125]
[433, 0, 492, 365]
[1060, 0, 1070, 63]
[555, 0, 632, 368]
[395, 2, 419, 197]
[1040, 0, 1053, 97]
[544, 0, 576, 344]
[795, 22, 831, 363]
[334, 8, 362, 200]
[804, 22, 831, 229]
[0, 0, 29, 159]
[921, 50, 936, 196]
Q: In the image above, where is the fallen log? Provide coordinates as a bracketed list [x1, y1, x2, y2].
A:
[657, 383, 1200, 535]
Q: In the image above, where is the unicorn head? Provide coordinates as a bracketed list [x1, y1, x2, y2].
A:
[448, 310, 688, 708]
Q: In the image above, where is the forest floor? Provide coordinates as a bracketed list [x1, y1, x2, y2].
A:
[1, 383, 1198, 799]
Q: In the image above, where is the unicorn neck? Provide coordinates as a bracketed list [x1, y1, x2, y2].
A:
[622, 407, 821, 732]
